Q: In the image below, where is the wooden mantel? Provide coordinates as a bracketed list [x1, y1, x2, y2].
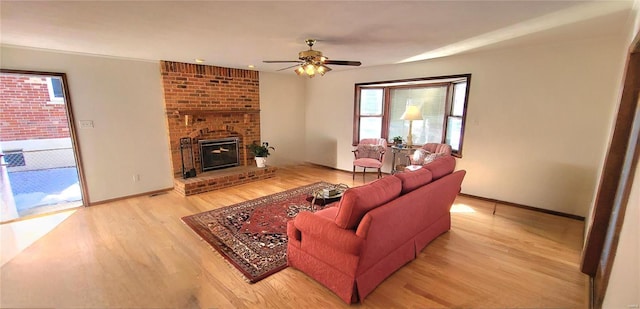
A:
[170, 109, 260, 127]
[170, 109, 261, 116]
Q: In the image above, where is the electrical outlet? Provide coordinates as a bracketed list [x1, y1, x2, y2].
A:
[133, 174, 140, 182]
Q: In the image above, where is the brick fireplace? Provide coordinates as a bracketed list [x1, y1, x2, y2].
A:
[160, 61, 275, 196]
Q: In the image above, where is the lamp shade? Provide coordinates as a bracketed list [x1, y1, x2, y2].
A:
[294, 61, 332, 78]
[400, 105, 423, 121]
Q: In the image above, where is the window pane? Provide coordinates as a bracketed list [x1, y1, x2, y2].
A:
[451, 82, 466, 116]
[389, 87, 446, 145]
[445, 117, 462, 151]
[359, 117, 382, 139]
[360, 89, 383, 115]
[51, 77, 64, 98]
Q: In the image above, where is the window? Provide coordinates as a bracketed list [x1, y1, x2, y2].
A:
[358, 88, 384, 139]
[353, 74, 471, 156]
[3, 150, 26, 167]
[47, 77, 65, 104]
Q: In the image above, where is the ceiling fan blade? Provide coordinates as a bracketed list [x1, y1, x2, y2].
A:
[263, 60, 302, 63]
[323, 60, 362, 66]
[276, 64, 301, 71]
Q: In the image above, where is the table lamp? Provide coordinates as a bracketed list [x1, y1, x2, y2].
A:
[400, 105, 423, 147]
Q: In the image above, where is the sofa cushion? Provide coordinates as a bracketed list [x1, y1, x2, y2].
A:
[423, 156, 456, 180]
[334, 176, 402, 229]
[315, 205, 339, 220]
[394, 168, 433, 194]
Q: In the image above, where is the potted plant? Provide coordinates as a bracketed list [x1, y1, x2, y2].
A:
[392, 136, 404, 146]
[247, 141, 275, 167]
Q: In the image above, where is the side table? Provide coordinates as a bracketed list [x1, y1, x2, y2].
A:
[390, 146, 418, 174]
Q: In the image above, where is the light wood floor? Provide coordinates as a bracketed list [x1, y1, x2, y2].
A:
[0, 164, 588, 308]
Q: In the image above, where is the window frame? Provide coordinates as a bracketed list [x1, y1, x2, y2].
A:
[353, 74, 471, 157]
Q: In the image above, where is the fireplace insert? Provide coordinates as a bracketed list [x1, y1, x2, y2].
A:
[198, 137, 240, 172]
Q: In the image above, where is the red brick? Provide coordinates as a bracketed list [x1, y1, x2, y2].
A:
[160, 60, 261, 178]
[0, 75, 70, 141]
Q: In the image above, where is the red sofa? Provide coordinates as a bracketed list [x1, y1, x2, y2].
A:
[287, 156, 465, 303]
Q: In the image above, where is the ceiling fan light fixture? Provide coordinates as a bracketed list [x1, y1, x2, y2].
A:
[304, 63, 315, 74]
[318, 65, 329, 76]
[272, 39, 361, 78]
[300, 65, 316, 78]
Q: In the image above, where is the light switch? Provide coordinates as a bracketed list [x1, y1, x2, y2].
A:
[79, 120, 94, 128]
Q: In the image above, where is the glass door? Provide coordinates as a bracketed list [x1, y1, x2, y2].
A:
[0, 71, 85, 222]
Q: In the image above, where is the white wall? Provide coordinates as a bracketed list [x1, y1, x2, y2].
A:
[602, 161, 640, 308]
[258, 72, 307, 166]
[1, 46, 173, 203]
[635, 0, 640, 37]
[305, 35, 627, 217]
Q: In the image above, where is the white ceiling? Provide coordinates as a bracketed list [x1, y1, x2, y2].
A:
[0, 1, 635, 72]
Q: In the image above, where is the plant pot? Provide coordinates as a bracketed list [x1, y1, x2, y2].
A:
[255, 157, 267, 168]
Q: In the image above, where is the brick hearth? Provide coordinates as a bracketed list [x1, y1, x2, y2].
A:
[173, 166, 276, 196]
[160, 61, 275, 195]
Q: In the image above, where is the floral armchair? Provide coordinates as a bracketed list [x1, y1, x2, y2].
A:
[407, 143, 453, 170]
[352, 138, 387, 180]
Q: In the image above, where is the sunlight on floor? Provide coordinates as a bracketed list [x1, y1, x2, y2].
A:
[450, 203, 476, 213]
[0, 209, 76, 266]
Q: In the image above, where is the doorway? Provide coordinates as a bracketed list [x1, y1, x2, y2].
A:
[581, 30, 640, 307]
[0, 70, 86, 222]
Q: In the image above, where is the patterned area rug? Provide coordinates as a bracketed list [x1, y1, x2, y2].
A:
[181, 182, 333, 283]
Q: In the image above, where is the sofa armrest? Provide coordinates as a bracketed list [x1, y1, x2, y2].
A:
[287, 220, 302, 243]
[293, 211, 364, 255]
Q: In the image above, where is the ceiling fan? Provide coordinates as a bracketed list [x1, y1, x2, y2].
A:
[263, 39, 361, 77]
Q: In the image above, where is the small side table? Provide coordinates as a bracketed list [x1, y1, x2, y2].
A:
[390, 146, 418, 174]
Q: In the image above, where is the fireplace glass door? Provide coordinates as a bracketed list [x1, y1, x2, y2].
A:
[199, 138, 239, 172]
